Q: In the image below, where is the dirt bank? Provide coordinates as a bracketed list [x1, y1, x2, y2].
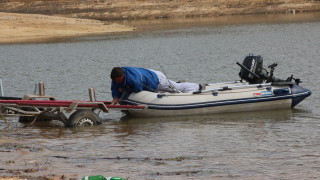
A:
[1, 0, 320, 20]
[0, 0, 320, 43]
[1, 0, 320, 43]
[0, 12, 134, 44]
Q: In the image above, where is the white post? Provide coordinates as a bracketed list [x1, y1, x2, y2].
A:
[88, 88, 96, 102]
[0, 79, 3, 96]
[38, 82, 45, 96]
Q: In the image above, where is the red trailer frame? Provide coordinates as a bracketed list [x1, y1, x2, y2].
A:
[0, 94, 146, 127]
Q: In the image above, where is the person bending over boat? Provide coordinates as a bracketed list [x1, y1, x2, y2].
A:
[110, 67, 200, 105]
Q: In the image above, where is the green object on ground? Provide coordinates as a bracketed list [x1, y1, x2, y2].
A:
[81, 175, 127, 180]
[107, 177, 127, 180]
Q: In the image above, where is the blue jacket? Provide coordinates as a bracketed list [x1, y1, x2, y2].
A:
[111, 67, 159, 98]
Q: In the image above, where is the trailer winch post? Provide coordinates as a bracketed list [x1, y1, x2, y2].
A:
[38, 82, 45, 96]
[88, 88, 96, 102]
[0, 79, 4, 96]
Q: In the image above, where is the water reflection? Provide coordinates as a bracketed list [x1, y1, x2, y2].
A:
[124, 12, 320, 31]
[115, 109, 294, 137]
[0, 109, 295, 138]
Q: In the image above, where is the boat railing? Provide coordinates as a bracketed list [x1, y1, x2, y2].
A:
[206, 80, 244, 86]
[194, 83, 272, 94]
[156, 83, 272, 97]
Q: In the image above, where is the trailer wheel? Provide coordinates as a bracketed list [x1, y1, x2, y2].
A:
[67, 110, 101, 127]
[19, 116, 37, 123]
[18, 107, 51, 123]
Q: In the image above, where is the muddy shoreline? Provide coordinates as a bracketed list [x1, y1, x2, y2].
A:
[1, 0, 320, 43]
[0, 12, 135, 44]
[2, 0, 320, 21]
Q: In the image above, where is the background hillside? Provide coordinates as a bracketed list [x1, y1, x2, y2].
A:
[1, 0, 320, 20]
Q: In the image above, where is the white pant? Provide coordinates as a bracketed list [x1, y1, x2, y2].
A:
[151, 70, 199, 93]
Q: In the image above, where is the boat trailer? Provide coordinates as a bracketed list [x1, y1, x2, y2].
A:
[0, 82, 146, 127]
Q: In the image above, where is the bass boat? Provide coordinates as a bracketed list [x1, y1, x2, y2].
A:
[123, 54, 311, 116]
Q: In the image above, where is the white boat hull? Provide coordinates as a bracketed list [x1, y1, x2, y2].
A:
[124, 82, 311, 117]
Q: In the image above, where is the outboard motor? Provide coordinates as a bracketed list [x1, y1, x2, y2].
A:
[238, 54, 267, 84]
[237, 54, 302, 85]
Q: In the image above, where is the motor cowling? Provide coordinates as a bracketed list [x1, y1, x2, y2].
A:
[239, 54, 265, 84]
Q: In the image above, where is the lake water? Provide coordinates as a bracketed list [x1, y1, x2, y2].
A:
[0, 13, 320, 179]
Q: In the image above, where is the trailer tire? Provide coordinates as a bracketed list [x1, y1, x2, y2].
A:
[19, 116, 36, 123]
[18, 107, 51, 123]
[67, 110, 101, 127]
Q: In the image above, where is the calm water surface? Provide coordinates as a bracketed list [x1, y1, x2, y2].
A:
[0, 13, 320, 179]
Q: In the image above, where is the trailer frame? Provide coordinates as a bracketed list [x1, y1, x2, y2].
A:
[0, 94, 146, 127]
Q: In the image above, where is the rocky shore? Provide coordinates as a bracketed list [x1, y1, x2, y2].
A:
[1, 0, 320, 43]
